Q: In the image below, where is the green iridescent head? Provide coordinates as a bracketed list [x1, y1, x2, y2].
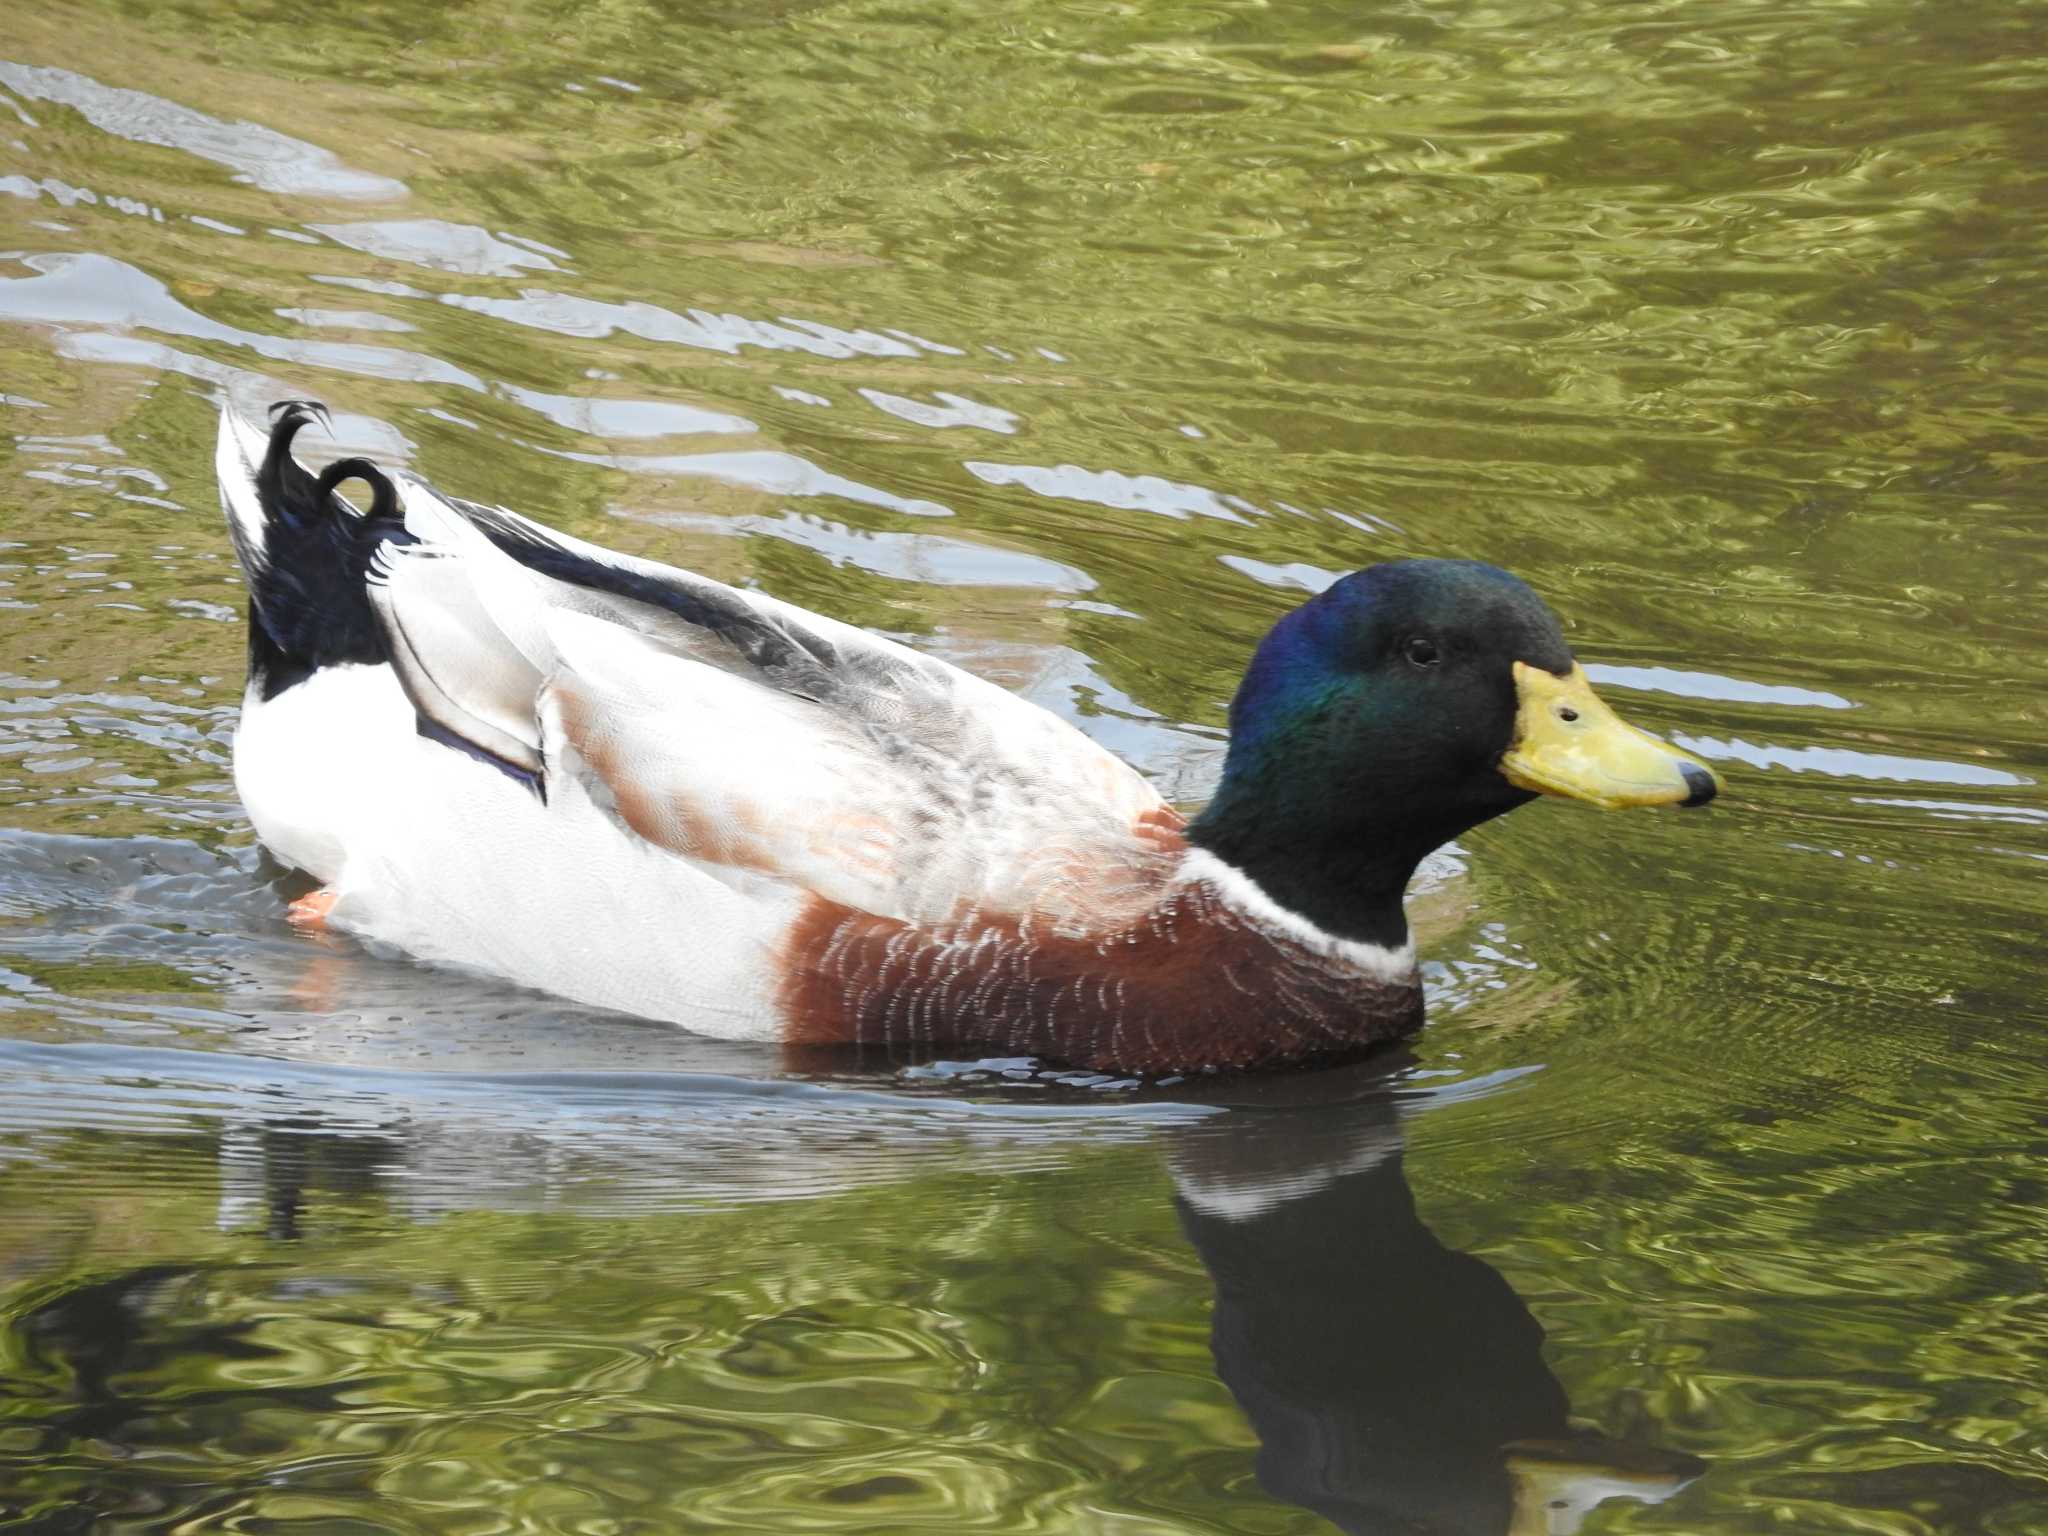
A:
[1189, 561, 1717, 946]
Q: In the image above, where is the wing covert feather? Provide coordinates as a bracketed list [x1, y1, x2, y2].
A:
[375, 486, 1182, 927]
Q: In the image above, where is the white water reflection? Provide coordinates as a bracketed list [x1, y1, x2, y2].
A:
[4, 255, 766, 449]
[1678, 734, 2031, 787]
[301, 268, 976, 393]
[1583, 664, 1856, 712]
[56, 330, 288, 400]
[442, 286, 926, 361]
[43, 354, 416, 464]
[0, 252, 481, 389]
[0, 61, 405, 200]
[277, 306, 418, 333]
[1220, 554, 1342, 592]
[309, 220, 566, 277]
[313, 273, 435, 300]
[965, 459, 1258, 523]
[0, 1039, 1211, 1219]
[631, 508, 1091, 591]
[881, 327, 965, 357]
[571, 446, 950, 517]
[15, 434, 180, 511]
[0, 173, 162, 220]
[1851, 796, 2048, 826]
[859, 387, 1018, 434]
[499, 382, 755, 439]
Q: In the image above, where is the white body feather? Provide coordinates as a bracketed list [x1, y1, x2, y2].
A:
[233, 659, 797, 1037]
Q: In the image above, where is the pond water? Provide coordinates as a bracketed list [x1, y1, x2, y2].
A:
[2, 0, 2046, 1530]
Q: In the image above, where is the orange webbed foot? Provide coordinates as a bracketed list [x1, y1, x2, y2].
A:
[287, 888, 338, 930]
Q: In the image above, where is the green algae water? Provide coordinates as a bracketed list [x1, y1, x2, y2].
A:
[2, 0, 2046, 1529]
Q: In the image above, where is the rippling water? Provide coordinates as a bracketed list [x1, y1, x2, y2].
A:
[2, 0, 2046, 1530]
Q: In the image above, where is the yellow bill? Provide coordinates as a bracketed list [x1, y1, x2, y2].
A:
[1499, 662, 1721, 810]
[1505, 1437, 1704, 1535]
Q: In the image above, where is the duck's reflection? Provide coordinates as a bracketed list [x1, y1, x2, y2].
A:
[208, 1063, 1703, 1533]
[1165, 1071, 1702, 1535]
[9, 1047, 1699, 1535]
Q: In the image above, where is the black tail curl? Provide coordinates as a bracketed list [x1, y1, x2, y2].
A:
[245, 401, 411, 700]
[314, 456, 402, 520]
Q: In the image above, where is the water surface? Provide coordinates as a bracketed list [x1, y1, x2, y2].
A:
[2, 0, 2046, 1530]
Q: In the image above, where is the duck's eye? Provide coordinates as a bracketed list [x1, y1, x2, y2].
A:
[1403, 637, 1441, 668]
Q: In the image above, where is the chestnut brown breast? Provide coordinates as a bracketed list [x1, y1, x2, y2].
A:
[777, 878, 1422, 1074]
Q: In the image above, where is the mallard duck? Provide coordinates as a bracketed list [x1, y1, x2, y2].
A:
[218, 401, 1719, 1073]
